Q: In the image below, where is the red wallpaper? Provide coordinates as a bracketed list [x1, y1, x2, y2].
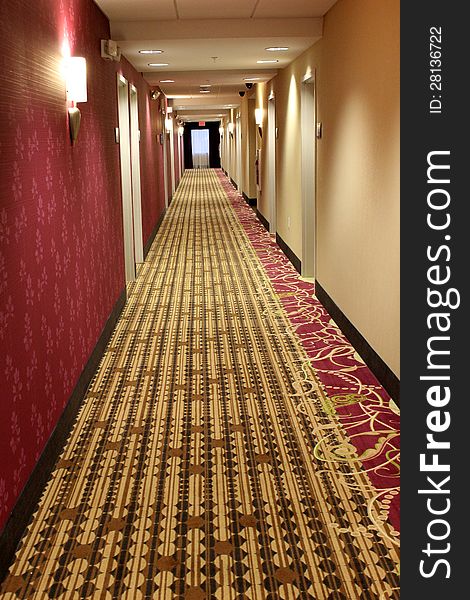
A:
[0, 0, 165, 530]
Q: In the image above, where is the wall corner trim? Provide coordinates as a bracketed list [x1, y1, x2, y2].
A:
[315, 280, 400, 403]
[242, 192, 257, 207]
[276, 233, 301, 274]
[144, 208, 167, 258]
[0, 288, 127, 584]
[255, 209, 270, 232]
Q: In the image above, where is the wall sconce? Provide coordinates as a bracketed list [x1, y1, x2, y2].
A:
[255, 108, 263, 138]
[65, 57, 87, 144]
[228, 122, 234, 137]
[178, 125, 184, 136]
[150, 89, 161, 100]
[219, 126, 224, 137]
[165, 117, 172, 133]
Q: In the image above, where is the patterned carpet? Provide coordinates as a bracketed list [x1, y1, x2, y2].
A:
[0, 170, 399, 599]
[219, 174, 400, 535]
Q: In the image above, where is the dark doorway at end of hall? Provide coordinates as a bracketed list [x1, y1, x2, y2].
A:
[183, 121, 221, 169]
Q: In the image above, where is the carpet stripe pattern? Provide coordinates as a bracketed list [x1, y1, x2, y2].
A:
[1, 170, 399, 599]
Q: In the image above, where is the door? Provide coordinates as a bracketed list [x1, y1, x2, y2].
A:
[117, 74, 135, 283]
[129, 84, 143, 265]
[267, 96, 276, 234]
[301, 74, 317, 278]
[236, 113, 243, 191]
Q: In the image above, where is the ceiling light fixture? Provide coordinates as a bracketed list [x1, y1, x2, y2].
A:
[200, 90, 211, 93]
[148, 63, 169, 67]
[160, 79, 175, 83]
[139, 49, 164, 54]
[265, 47, 289, 52]
[200, 84, 212, 88]
[257, 60, 279, 64]
[243, 77, 261, 81]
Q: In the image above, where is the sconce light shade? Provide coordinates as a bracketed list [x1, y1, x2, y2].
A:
[178, 125, 184, 136]
[165, 117, 172, 132]
[150, 89, 161, 100]
[255, 108, 263, 126]
[219, 126, 224, 136]
[65, 57, 87, 103]
[68, 106, 81, 143]
[228, 122, 234, 135]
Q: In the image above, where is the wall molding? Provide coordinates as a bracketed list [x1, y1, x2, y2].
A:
[255, 209, 270, 232]
[0, 288, 127, 584]
[242, 192, 257, 207]
[143, 208, 167, 258]
[276, 233, 301, 274]
[315, 281, 400, 403]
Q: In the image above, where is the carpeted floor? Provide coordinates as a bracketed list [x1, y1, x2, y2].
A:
[219, 173, 400, 535]
[0, 169, 399, 599]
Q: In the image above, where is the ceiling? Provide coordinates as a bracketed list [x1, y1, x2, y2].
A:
[94, 0, 338, 121]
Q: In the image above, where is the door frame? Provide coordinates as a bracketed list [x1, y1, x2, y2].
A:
[267, 95, 277, 234]
[129, 84, 143, 265]
[301, 73, 317, 278]
[117, 74, 135, 283]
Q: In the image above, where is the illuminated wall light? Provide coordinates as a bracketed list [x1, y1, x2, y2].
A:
[228, 122, 234, 136]
[65, 57, 87, 103]
[255, 108, 263, 137]
[178, 125, 184, 136]
[64, 56, 87, 144]
[165, 117, 173, 132]
[219, 126, 224, 136]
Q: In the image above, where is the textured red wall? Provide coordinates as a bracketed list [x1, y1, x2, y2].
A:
[0, 0, 165, 530]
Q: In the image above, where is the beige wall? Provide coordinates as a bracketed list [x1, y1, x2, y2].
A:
[256, 0, 400, 376]
[255, 81, 270, 221]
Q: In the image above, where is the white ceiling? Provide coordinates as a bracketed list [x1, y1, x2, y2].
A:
[94, 0, 338, 119]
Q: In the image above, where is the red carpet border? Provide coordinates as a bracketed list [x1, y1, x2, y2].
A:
[218, 171, 400, 534]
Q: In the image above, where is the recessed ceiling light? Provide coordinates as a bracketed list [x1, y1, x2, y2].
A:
[200, 90, 211, 93]
[257, 60, 279, 64]
[243, 77, 261, 81]
[160, 79, 175, 83]
[265, 47, 289, 52]
[200, 84, 212, 88]
[148, 63, 169, 67]
[139, 49, 164, 54]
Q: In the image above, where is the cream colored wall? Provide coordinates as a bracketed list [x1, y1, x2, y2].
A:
[265, 0, 400, 376]
[255, 82, 270, 222]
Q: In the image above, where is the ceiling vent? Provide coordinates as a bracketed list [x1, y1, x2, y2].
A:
[101, 39, 121, 62]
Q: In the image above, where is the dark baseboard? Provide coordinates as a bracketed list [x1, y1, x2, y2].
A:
[315, 281, 400, 404]
[0, 287, 127, 584]
[143, 207, 167, 258]
[276, 233, 302, 274]
[230, 178, 238, 189]
[242, 192, 257, 207]
[255, 209, 270, 232]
